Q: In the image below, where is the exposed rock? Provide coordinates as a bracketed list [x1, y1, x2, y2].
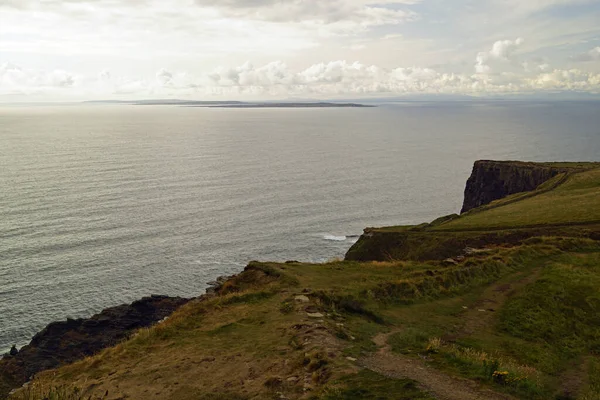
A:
[0, 295, 190, 399]
[464, 247, 493, 255]
[8, 347, 17, 357]
[205, 275, 236, 295]
[294, 295, 310, 303]
[304, 305, 319, 313]
[346, 218, 600, 262]
[306, 313, 325, 318]
[460, 160, 571, 213]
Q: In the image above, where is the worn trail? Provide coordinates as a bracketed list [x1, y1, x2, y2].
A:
[360, 332, 516, 400]
[454, 268, 542, 339]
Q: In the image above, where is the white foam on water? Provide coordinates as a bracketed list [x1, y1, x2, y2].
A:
[323, 235, 347, 241]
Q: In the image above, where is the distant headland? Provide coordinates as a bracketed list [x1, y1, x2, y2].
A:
[82, 99, 375, 108]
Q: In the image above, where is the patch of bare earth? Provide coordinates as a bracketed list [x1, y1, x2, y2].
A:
[557, 356, 591, 399]
[360, 331, 516, 400]
[30, 294, 350, 400]
[450, 268, 542, 339]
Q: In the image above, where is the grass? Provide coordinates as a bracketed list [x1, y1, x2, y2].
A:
[318, 370, 434, 400]
[10, 160, 600, 400]
[11, 244, 544, 399]
[10, 385, 93, 400]
[14, 239, 600, 400]
[579, 358, 600, 400]
[347, 166, 600, 262]
[437, 167, 600, 230]
[499, 251, 600, 365]
[380, 242, 600, 399]
[425, 338, 545, 397]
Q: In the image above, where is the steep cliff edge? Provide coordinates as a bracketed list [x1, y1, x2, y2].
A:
[345, 161, 600, 262]
[7, 160, 600, 400]
[460, 160, 571, 213]
[0, 295, 189, 399]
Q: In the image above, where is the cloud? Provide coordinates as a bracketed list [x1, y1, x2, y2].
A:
[572, 47, 600, 62]
[190, 0, 418, 36]
[527, 68, 600, 90]
[381, 33, 404, 40]
[475, 38, 524, 74]
[209, 61, 296, 87]
[0, 62, 77, 94]
[3, 36, 600, 100]
[3, 56, 600, 101]
[193, 0, 418, 22]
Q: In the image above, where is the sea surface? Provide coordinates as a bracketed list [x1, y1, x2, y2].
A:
[1, 101, 600, 353]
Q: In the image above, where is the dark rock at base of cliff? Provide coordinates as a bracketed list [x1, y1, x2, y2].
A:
[0, 295, 190, 399]
[460, 160, 568, 214]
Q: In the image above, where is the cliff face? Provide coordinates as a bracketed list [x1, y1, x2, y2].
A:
[345, 160, 600, 262]
[460, 160, 568, 213]
[0, 295, 190, 399]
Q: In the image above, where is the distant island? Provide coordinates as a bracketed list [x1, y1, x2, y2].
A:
[204, 102, 374, 108]
[83, 99, 375, 108]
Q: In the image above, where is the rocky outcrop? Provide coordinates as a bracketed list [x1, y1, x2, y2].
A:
[0, 295, 190, 399]
[345, 224, 600, 263]
[460, 160, 570, 213]
[345, 160, 600, 262]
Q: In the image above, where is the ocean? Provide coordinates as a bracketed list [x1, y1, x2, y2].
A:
[1, 101, 599, 353]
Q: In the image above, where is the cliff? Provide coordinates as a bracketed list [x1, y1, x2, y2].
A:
[0, 295, 189, 399]
[460, 160, 571, 213]
[6, 160, 600, 400]
[345, 161, 600, 262]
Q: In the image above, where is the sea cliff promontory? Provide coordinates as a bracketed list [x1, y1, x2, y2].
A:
[4, 160, 600, 400]
[460, 160, 593, 213]
[0, 296, 189, 398]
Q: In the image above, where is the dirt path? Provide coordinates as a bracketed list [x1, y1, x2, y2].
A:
[454, 268, 542, 338]
[360, 331, 516, 400]
[359, 270, 545, 399]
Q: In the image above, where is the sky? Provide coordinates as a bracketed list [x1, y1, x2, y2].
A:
[1, 0, 600, 100]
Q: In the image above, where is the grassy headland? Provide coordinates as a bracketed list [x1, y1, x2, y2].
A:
[7, 161, 600, 400]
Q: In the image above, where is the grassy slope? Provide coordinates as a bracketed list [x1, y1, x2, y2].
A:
[11, 163, 600, 400]
[374, 164, 600, 234]
[440, 167, 600, 230]
[14, 239, 600, 400]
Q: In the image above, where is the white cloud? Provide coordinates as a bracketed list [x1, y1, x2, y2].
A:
[2, 0, 600, 101]
[528, 68, 600, 90]
[193, 0, 418, 24]
[1, 0, 599, 91]
[4, 47, 600, 101]
[475, 38, 524, 74]
[0, 62, 77, 94]
[572, 47, 600, 62]
[381, 33, 404, 40]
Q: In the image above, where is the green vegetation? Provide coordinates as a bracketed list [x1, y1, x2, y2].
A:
[500, 251, 600, 363]
[441, 168, 600, 230]
[11, 161, 600, 400]
[11, 385, 93, 400]
[319, 370, 434, 400]
[21, 238, 600, 399]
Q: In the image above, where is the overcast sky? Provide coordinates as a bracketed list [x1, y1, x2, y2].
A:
[1, 0, 600, 100]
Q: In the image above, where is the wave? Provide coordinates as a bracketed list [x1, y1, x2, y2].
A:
[323, 235, 348, 241]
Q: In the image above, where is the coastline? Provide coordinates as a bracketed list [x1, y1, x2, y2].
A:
[3, 159, 600, 399]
